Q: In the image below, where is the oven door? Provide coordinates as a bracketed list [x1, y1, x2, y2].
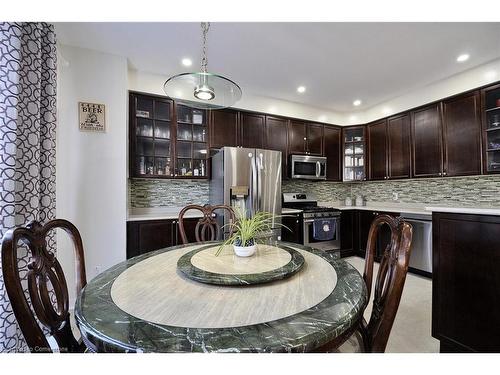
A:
[291, 155, 326, 180]
[303, 216, 341, 251]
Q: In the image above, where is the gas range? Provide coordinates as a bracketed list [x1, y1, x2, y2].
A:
[282, 193, 341, 251]
[282, 193, 341, 218]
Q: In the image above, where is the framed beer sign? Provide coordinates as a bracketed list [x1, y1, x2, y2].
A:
[79, 102, 106, 132]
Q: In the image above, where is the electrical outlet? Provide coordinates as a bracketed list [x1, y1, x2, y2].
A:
[392, 192, 399, 201]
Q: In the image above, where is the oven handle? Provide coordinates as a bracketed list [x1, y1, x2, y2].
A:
[304, 217, 340, 223]
[316, 161, 320, 178]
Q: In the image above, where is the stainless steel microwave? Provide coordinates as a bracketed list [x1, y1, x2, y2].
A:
[290, 155, 327, 180]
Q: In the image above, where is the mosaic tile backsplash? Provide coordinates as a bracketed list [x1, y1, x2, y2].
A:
[283, 175, 500, 206]
[129, 179, 209, 208]
[129, 175, 500, 208]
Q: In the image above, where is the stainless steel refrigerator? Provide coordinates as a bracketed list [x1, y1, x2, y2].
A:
[210, 147, 282, 240]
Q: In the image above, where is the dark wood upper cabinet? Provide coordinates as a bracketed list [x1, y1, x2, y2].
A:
[287, 121, 323, 155]
[209, 109, 239, 148]
[411, 104, 443, 178]
[240, 113, 265, 149]
[387, 113, 411, 179]
[367, 119, 388, 180]
[306, 123, 324, 155]
[265, 116, 289, 178]
[323, 126, 341, 181]
[288, 121, 307, 154]
[442, 92, 482, 177]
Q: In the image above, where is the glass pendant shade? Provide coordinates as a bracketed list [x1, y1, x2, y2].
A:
[163, 72, 242, 110]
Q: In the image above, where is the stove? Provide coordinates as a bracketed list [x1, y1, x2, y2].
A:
[282, 193, 341, 251]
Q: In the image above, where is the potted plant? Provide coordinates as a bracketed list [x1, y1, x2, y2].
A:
[215, 211, 288, 257]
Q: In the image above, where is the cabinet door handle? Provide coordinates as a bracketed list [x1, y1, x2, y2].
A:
[438, 172, 442, 176]
[443, 172, 447, 176]
[303, 137, 307, 141]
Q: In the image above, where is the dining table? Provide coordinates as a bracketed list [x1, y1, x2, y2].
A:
[75, 241, 368, 353]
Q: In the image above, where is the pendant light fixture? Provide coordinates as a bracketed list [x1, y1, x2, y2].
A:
[163, 22, 242, 110]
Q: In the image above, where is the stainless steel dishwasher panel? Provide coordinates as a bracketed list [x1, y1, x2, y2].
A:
[402, 215, 432, 274]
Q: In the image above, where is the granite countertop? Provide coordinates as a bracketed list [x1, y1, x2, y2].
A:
[75, 242, 367, 353]
[320, 202, 432, 216]
[319, 201, 500, 217]
[128, 202, 500, 222]
[127, 207, 204, 221]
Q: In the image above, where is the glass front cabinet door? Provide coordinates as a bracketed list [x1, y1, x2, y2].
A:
[130, 93, 208, 179]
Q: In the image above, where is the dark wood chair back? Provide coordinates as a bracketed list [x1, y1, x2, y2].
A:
[361, 214, 413, 352]
[1, 219, 87, 353]
[178, 204, 236, 244]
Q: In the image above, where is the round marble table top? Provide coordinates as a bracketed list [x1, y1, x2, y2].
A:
[75, 242, 367, 353]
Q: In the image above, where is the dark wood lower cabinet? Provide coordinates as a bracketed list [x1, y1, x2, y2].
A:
[339, 211, 355, 257]
[281, 212, 303, 244]
[357, 210, 399, 259]
[127, 217, 199, 259]
[432, 212, 500, 352]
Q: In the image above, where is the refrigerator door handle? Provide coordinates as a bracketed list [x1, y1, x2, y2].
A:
[257, 152, 264, 212]
[250, 152, 258, 216]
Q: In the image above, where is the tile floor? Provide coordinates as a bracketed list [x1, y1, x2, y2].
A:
[345, 256, 439, 352]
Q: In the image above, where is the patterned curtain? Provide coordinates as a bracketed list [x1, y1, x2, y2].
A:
[0, 23, 57, 352]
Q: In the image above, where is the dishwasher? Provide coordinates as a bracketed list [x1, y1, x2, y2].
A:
[400, 213, 432, 277]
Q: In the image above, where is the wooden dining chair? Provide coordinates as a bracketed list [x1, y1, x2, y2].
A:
[178, 204, 236, 244]
[318, 214, 413, 353]
[1, 219, 87, 353]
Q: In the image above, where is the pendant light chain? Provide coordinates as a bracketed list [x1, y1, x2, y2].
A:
[201, 22, 210, 73]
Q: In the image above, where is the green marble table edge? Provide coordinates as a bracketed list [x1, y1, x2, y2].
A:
[75, 241, 368, 353]
[176, 244, 305, 286]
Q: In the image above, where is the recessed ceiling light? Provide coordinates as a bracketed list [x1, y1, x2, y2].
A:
[353, 99, 362, 106]
[456, 54, 469, 63]
[297, 86, 306, 93]
[181, 58, 192, 67]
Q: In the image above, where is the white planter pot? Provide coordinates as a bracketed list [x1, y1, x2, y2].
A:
[233, 244, 256, 257]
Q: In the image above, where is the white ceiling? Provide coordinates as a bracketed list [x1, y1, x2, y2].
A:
[56, 22, 500, 113]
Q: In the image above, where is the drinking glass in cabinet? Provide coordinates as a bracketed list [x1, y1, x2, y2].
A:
[177, 124, 192, 141]
[155, 157, 171, 176]
[154, 121, 171, 139]
[193, 159, 206, 177]
[177, 159, 193, 176]
[345, 156, 353, 167]
[354, 145, 364, 154]
[345, 145, 354, 155]
[137, 156, 154, 175]
[155, 101, 170, 120]
[488, 112, 500, 129]
[177, 106, 191, 123]
[193, 127, 206, 142]
[136, 118, 153, 137]
[355, 170, 364, 180]
[177, 141, 192, 158]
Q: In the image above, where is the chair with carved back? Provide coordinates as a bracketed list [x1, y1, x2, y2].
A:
[178, 204, 236, 244]
[318, 214, 413, 353]
[1, 219, 87, 353]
